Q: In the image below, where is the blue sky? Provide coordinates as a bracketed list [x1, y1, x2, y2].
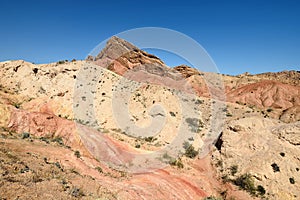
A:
[0, 0, 299, 75]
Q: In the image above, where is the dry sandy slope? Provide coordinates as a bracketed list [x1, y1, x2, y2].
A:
[0, 130, 255, 200]
[226, 80, 300, 110]
[0, 39, 299, 199]
[0, 60, 254, 199]
[212, 117, 300, 200]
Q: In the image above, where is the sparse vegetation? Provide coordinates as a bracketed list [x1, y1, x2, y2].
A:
[257, 185, 266, 195]
[233, 173, 266, 196]
[168, 157, 184, 168]
[248, 105, 255, 109]
[58, 60, 65, 64]
[230, 165, 238, 176]
[95, 166, 103, 173]
[271, 163, 280, 172]
[144, 136, 157, 142]
[74, 150, 81, 158]
[75, 118, 88, 125]
[57, 60, 68, 65]
[70, 187, 84, 197]
[233, 173, 257, 195]
[183, 141, 198, 158]
[215, 159, 223, 168]
[20, 165, 30, 173]
[54, 162, 62, 169]
[13, 102, 21, 109]
[52, 137, 64, 146]
[289, 177, 295, 184]
[169, 111, 176, 117]
[1, 32, 299, 200]
[221, 174, 230, 183]
[162, 152, 184, 168]
[21, 132, 30, 139]
[32, 68, 38, 74]
[162, 152, 171, 160]
[185, 118, 203, 132]
[226, 113, 233, 117]
[70, 168, 80, 175]
[195, 99, 203, 104]
[280, 152, 285, 157]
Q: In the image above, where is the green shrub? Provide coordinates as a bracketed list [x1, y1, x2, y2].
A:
[13, 102, 21, 109]
[54, 162, 61, 169]
[271, 163, 280, 172]
[183, 141, 198, 158]
[195, 99, 203, 104]
[176, 159, 184, 168]
[162, 152, 172, 161]
[40, 137, 50, 143]
[230, 165, 238, 176]
[233, 174, 256, 195]
[21, 132, 30, 139]
[226, 113, 233, 117]
[257, 185, 266, 195]
[169, 111, 176, 117]
[57, 60, 65, 64]
[266, 108, 273, 112]
[221, 174, 230, 183]
[74, 150, 81, 158]
[95, 166, 103, 173]
[233, 174, 266, 196]
[162, 153, 184, 168]
[289, 177, 295, 184]
[169, 158, 184, 168]
[144, 136, 156, 142]
[185, 118, 204, 132]
[52, 137, 64, 145]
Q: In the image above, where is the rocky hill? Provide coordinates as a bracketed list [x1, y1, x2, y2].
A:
[227, 80, 300, 109]
[0, 37, 299, 200]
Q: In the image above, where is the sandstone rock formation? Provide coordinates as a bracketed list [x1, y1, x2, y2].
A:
[226, 80, 300, 109]
[0, 36, 299, 200]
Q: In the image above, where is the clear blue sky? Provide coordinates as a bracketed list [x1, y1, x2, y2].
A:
[0, 0, 299, 75]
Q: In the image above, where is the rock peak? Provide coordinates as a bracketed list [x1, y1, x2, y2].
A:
[107, 36, 137, 50]
[90, 36, 166, 76]
[93, 36, 138, 61]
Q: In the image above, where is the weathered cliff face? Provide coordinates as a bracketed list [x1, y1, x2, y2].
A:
[226, 80, 300, 109]
[91, 36, 166, 75]
[92, 37, 300, 113]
